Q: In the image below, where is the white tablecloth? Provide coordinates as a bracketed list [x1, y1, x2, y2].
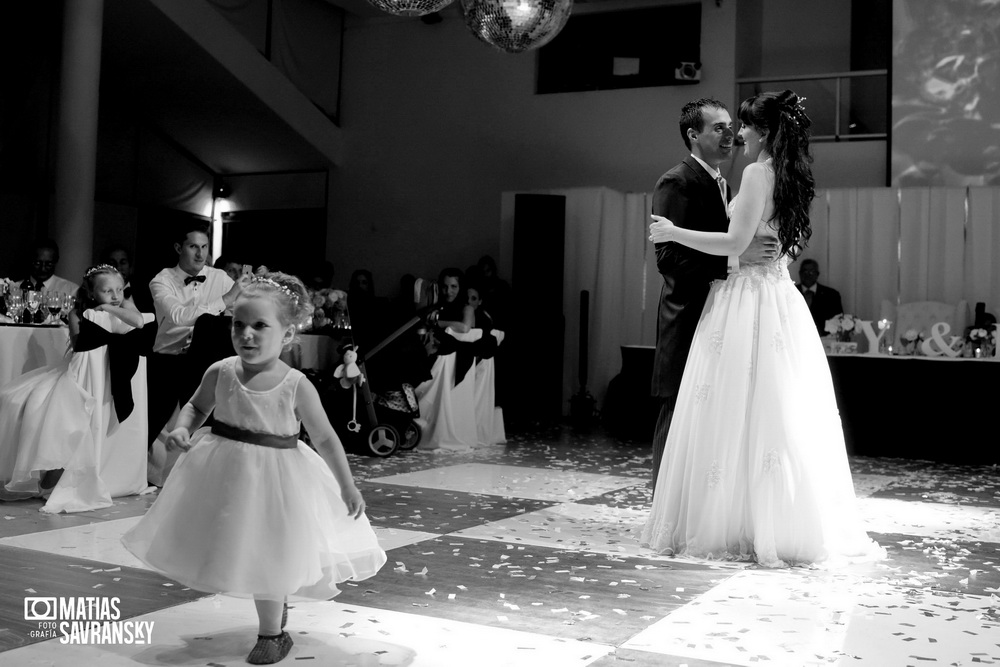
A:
[281, 333, 344, 371]
[0, 325, 71, 388]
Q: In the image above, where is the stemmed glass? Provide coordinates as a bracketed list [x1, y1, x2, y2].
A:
[7, 294, 24, 324]
[46, 292, 63, 325]
[25, 290, 41, 325]
[61, 293, 76, 322]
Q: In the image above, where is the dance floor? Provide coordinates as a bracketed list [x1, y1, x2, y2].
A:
[0, 425, 998, 666]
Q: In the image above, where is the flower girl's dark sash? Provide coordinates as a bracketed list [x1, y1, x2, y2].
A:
[211, 422, 298, 449]
[74, 318, 157, 421]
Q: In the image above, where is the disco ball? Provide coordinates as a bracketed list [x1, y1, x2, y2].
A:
[460, 0, 573, 54]
[365, 0, 455, 17]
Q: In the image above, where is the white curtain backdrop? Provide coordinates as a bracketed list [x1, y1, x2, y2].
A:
[965, 188, 1000, 312]
[501, 188, 654, 415]
[501, 185, 1000, 416]
[798, 188, 901, 321]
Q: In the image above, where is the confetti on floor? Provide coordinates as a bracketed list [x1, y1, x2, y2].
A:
[0, 424, 997, 666]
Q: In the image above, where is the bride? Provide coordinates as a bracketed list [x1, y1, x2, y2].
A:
[640, 90, 884, 567]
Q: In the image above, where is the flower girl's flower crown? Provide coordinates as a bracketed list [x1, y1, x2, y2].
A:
[249, 276, 299, 305]
[84, 264, 120, 278]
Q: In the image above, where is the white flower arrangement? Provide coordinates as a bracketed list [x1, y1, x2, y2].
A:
[966, 326, 996, 358]
[824, 313, 856, 342]
[899, 328, 924, 355]
[307, 288, 349, 332]
[967, 327, 990, 342]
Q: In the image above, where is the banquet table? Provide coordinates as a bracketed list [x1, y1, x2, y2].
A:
[0, 324, 71, 388]
[280, 331, 347, 372]
[826, 354, 1000, 464]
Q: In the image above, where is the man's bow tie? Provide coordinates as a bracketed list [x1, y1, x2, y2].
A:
[184, 275, 206, 285]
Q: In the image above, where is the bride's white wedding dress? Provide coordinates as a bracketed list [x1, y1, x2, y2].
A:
[641, 165, 884, 567]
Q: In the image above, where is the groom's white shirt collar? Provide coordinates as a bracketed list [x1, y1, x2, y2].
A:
[691, 154, 721, 180]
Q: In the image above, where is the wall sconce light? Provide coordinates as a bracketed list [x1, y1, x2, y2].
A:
[213, 177, 232, 199]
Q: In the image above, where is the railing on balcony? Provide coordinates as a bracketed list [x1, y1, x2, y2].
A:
[736, 70, 888, 142]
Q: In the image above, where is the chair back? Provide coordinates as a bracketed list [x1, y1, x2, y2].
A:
[883, 300, 968, 348]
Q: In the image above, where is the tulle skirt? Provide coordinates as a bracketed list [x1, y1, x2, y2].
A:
[122, 429, 386, 601]
[641, 262, 885, 568]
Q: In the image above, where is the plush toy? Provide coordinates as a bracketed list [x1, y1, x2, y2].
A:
[334, 346, 365, 389]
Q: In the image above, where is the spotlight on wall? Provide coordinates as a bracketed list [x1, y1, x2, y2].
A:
[213, 178, 232, 199]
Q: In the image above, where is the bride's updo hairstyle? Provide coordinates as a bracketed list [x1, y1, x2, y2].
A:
[239, 271, 314, 339]
[738, 89, 816, 260]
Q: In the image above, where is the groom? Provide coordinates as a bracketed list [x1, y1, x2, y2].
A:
[649, 97, 777, 494]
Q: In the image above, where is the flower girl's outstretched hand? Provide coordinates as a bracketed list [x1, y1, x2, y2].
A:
[649, 215, 676, 243]
[341, 483, 366, 520]
[165, 427, 193, 452]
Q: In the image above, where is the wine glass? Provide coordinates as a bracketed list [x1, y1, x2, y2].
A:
[25, 290, 41, 325]
[61, 293, 77, 322]
[7, 294, 24, 324]
[46, 292, 63, 324]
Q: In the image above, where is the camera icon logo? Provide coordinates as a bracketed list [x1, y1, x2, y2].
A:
[24, 597, 58, 621]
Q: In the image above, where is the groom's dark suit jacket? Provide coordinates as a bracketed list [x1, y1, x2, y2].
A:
[651, 156, 730, 399]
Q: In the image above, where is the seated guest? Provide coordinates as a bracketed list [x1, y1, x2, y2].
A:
[18, 238, 80, 295]
[414, 268, 478, 451]
[105, 245, 153, 313]
[795, 259, 843, 335]
[0, 264, 150, 511]
[476, 255, 511, 330]
[466, 283, 494, 332]
[213, 256, 243, 284]
[467, 283, 505, 446]
[147, 221, 242, 453]
[466, 282, 499, 361]
[348, 269, 391, 348]
[392, 274, 418, 319]
[302, 259, 335, 292]
[429, 268, 474, 336]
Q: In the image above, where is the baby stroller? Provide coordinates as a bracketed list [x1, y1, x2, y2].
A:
[320, 304, 433, 457]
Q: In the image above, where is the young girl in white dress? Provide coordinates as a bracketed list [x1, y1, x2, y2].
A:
[642, 91, 885, 568]
[0, 264, 148, 511]
[122, 271, 386, 665]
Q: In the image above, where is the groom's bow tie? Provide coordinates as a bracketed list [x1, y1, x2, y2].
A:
[184, 275, 206, 286]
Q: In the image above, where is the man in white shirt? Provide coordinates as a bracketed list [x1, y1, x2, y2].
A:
[19, 239, 80, 295]
[147, 222, 242, 447]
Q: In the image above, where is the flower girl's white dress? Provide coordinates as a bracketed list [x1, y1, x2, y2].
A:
[641, 166, 884, 567]
[122, 357, 386, 601]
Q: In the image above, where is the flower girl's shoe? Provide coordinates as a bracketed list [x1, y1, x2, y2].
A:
[246, 631, 293, 664]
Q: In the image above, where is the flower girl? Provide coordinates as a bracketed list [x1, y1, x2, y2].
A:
[122, 271, 386, 665]
[0, 264, 149, 512]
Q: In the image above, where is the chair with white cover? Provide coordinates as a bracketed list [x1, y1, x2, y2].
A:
[0, 311, 153, 512]
[473, 329, 506, 446]
[414, 327, 480, 451]
[880, 299, 968, 349]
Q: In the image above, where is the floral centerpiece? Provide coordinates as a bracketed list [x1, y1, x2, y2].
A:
[966, 326, 995, 358]
[899, 328, 924, 356]
[824, 313, 857, 342]
[307, 288, 350, 332]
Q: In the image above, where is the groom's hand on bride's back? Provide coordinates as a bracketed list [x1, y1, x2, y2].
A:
[739, 236, 779, 265]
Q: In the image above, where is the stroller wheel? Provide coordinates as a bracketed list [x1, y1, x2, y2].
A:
[399, 421, 422, 450]
[367, 424, 400, 458]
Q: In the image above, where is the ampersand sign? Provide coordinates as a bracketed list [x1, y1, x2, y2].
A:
[919, 322, 963, 357]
